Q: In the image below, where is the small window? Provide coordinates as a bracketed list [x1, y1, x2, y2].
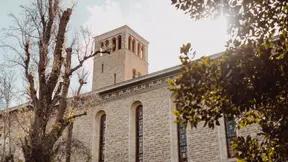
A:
[136, 105, 143, 162]
[137, 43, 141, 56]
[99, 114, 106, 162]
[177, 104, 188, 162]
[101, 64, 104, 73]
[132, 39, 136, 53]
[112, 37, 116, 52]
[225, 116, 237, 158]
[101, 42, 104, 48]
[140, 46, 144, 59]
[105, 40, 109, 47]
[114, 73, 116, 84]
[128, 36, 131, 50]
[132, 69, 137, 79]
[118, 35, 122, 49]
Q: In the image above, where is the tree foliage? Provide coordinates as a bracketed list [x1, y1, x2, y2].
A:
[170, 0, 288, 161]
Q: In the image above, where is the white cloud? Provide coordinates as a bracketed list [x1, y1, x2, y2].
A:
[81, 0, 228, 91]
[85, 0, 125, 35]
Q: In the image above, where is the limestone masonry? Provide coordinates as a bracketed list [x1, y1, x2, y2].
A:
[1, 25, 258, 162]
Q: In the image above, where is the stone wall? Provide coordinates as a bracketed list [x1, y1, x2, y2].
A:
[74, 86, 173, 162]
[72, 79, 242, 162]
[92, 50, 126, 90]
[0, 108, 33, 161]
[0, 76, 259, 162]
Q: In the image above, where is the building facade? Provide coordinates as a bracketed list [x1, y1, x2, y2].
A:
[0, 25, 259, 162]
[70, 25, 259, 162]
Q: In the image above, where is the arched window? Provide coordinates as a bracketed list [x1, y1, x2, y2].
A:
[114, 73, 116, 84]
[101, 42, 104, 49]
[118, 35, 122, 49]
[105, 40, 109, 47]
[225, 116, 237, 158]
[128, 36, 131, 50]
[140, 46, 144, 59]
[137, 43, 141, 56]
[129, 101, 143, 161]
[132, 69, 137, 79]
[132, 39, 136, 53]
[112, 37, 116, 52]
[177, 104, 188, 162]
[99, 114, 106, 162]
[136, 105, 143, 162]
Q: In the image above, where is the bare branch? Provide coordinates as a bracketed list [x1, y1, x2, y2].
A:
[69, 49, 110, 76]
[55, 47, 72, 124]
[47, 8, 72, 97]
[44, 111, 87, 153]
[66, 111, 87, 121]
[24, 38, 38, 105]
[0, 42, 22, 56]
[36, 0, 46, 32]
[76, 69, 89, 96]
[45, 0, 59, 42]
[20, 5, 41, 36]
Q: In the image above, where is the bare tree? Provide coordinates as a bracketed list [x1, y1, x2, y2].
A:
[0, 70, 16, 162]
[49, 69, 92, 162]
[0, 0, 110, 161]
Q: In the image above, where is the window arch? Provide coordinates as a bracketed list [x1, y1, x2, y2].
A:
[136, 105, 143, 162]
[137, 43, 141, 56]
[140, 46, 144, 59]
[128, 36, 131, 50]
[132, 69, 137, 79]
[177, 105, 188, 162]
[101, 42, 104, 49]
[170, 93, 188, 162]
[105, 40, 109, 47]
[112, 37, 116, 52]
[98, 114, 106, 162]
[129, 101, 144, 162]
[132, 39, 136, 53]
[225, 116, 237, 158]
[93, 111, 107, 162]
[118, 35, 122, 49]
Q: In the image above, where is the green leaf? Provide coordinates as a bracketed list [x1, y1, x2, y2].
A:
[168, 78, 175, 86]
[173, 110, 180, 117]
[203, 57, 210, 65]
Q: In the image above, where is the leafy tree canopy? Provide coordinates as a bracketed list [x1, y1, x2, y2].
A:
[169, 0, 288, 161]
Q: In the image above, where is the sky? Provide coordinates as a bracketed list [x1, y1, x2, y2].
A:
[0, 0, 228, 105]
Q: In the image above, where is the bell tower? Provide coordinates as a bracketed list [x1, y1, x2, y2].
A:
[92, 25, 149, 90]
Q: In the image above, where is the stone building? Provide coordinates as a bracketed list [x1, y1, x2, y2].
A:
[0, 25, 258, 162]
[70, 25, 259, 162]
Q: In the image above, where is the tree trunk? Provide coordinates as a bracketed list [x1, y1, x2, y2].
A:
[8, 109, 11, 158]
[65, 123, 73, 162]
[23, 146, 53, 162]
[2, 109, 7, 161]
